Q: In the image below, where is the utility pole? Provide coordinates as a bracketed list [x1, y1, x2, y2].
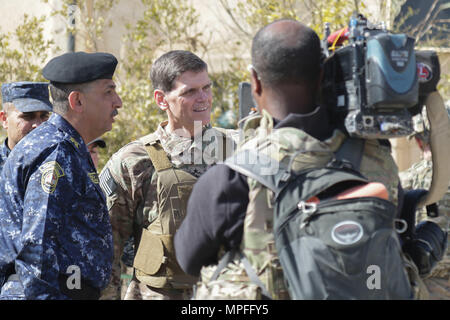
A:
[68, 1, 77, 52]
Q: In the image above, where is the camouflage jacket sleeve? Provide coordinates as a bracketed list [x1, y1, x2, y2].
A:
[399, 168, 415, 191]
[399, 160, 432, 191]
[99, 140, 155, 300]
[360, 139, 400, 206]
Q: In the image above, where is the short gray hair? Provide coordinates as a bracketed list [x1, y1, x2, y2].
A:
[48, 82, 93, 115]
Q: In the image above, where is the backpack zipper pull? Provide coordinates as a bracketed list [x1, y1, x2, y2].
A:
[298, 201, 317, 229]
[298, 201, 318, 214]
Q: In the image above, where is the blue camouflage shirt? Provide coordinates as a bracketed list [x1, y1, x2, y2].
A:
[0, 113, 113, 300]
[0, 139, 11, 173]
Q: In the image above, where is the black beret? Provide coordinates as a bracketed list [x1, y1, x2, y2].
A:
[42, 52, 118, 84]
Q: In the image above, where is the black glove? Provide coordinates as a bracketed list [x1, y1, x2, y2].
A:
[402, 221, 448, 277]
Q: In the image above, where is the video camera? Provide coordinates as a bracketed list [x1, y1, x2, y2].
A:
[321, 13, 440, 139]
[238, 14, 441, 139]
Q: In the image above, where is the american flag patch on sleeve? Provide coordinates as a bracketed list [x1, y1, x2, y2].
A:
[99, 168, 117, 197]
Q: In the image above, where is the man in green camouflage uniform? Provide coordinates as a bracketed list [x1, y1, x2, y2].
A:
[174, 20, 416, 299]
[99, 50, 237, 300]
[399, 106, 450, 300]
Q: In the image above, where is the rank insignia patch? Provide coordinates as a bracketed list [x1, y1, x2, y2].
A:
[88, 172, 99, 184]
[70, 137, 80, 149]
[39, 161, 65, 194]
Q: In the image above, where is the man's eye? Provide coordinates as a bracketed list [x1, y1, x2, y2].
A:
[21, 114, 34, 120]
[182, 90, 196, 97]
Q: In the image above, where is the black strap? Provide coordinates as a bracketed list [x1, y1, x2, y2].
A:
[240, 253, 273, 299]
[334, 137, 365, 171]
[211, 250, 234, 281]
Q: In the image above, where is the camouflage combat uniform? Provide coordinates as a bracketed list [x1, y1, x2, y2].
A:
[194, 110, 415, 299]
[400, 159, 450, 300]
[99, 121, 236, 300]
[0, 113, 113, 299]
[0, 139, 11, 173]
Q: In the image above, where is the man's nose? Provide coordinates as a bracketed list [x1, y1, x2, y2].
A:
[197, 89, 210, 101]
[114, 92, 123, 109]
[32, 118, 45, 128]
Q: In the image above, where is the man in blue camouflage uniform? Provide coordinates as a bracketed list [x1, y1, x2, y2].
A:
[87, 137, 106, 169]
[0, 82, 52, 172]
[0, 139, 8, 171]
[0, 52, 122, 299]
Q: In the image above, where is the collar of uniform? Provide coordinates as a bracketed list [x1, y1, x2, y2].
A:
[48, 113, 88, 155]
[0, 138, 11, 159]
[155, 121, 212, 158]
[273, 106, 334, 141]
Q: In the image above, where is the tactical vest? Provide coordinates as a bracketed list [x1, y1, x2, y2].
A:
[133, 135, 197, 288]
[133, 129, 232, 289]
[196, 110, 420, 299]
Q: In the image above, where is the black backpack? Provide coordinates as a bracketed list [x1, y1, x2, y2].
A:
[224, 138, 414, 299]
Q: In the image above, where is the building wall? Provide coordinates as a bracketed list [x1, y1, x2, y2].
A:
[0, 0, 448, 171]
[0, 0, 67, 58]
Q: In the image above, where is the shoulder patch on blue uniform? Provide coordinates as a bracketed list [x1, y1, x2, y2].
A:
[69, 136, 80, 149]
[99, 168, 117, 196]
[88, 172, 99, 184]
[39, 161, 65, 194]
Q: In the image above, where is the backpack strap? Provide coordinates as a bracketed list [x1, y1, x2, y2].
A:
[334, 137, 365, 171]
[224, 150, 286, 193]
[211, 249, 273, 299]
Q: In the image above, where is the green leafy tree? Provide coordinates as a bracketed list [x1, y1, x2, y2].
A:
[0, 14, 56, 141]
[41, 0, 214, 169]
[3, 0, 447, 169]
[0, 14, 54, 83]
[43, 0, 118, 52]
[391, 0, 449, 99]
[106, 0, 214, 169]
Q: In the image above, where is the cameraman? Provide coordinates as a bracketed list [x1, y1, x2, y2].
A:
[400, 107, 450, 300]
[174, 19, 415, 299]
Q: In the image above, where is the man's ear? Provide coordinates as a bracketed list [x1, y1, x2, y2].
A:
[68, 91, 83, 113]
[0, 110, 8, 130]
[250, 68, 262, 97]
[154, 89, 169, 111]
